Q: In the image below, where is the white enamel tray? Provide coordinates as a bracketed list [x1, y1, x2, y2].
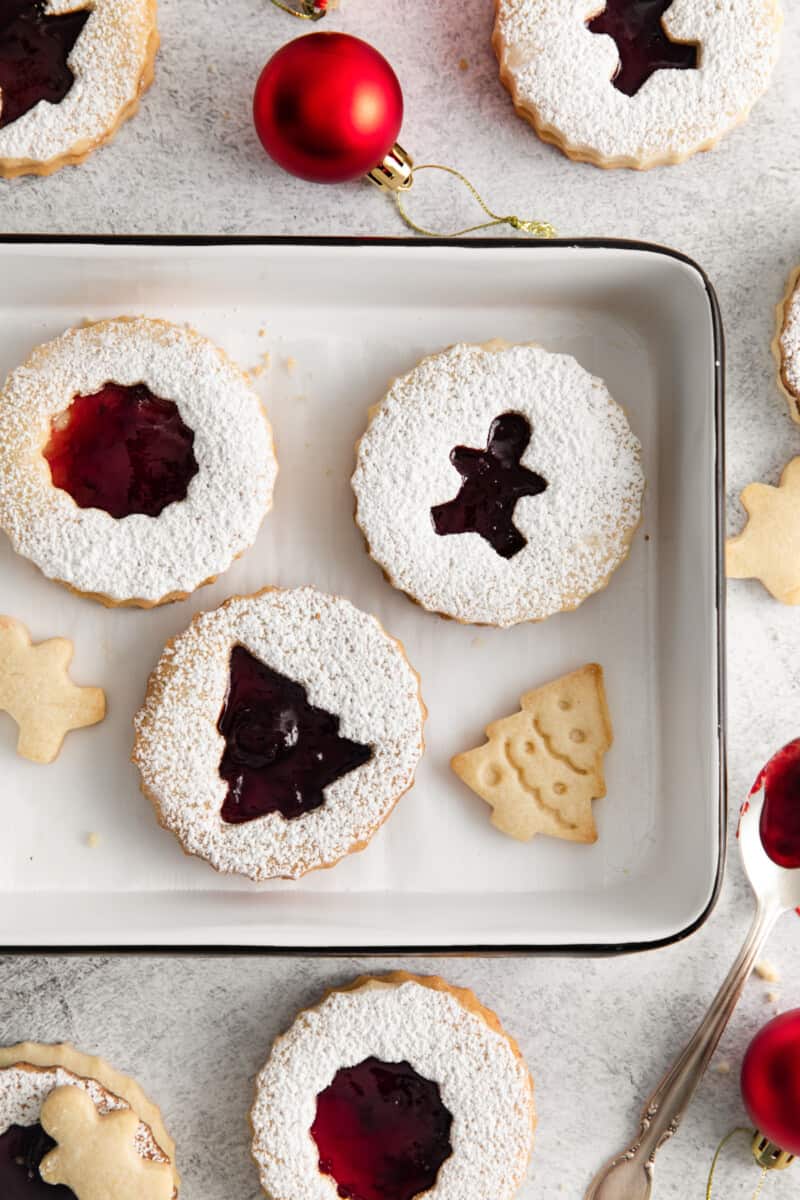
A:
[0, 238, 725, 951]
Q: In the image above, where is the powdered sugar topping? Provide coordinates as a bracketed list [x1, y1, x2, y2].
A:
[0, 317, 277, 604]
[0, 1063, 167, 1163]
[352, 342, 644, 626]
[494, 0, 783, 165]
[133, 587, 424, 881]
[251, 977, 534, 1200]
[0, 0, 156, 167]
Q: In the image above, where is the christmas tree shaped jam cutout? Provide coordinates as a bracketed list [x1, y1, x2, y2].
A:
[431, 412, 548, 560]
[0, 1122, 73, 1199]
[452, 664, 613, 844]
[218, 645, 373, 824]
[0, 0, 91, 130]
[587, 0, 699, 98]
[311, 1057, 453, 1200]
[44, 384, 199, 520]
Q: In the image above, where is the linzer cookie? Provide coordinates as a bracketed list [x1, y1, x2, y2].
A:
[251, 972, 535, 1200]
[493, 0, 783, 169]
[352, 341, 644, 626]
[133, 587, 425, 881]
[0, 0, 159, 178]
[0, 317, 277, 607]
[0, 1041, 179, 1198]
[452, 664, 613, 844]
[773, 265, 800, 422]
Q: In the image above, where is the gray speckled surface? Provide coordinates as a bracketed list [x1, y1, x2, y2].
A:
[2, 1, 800, 1197]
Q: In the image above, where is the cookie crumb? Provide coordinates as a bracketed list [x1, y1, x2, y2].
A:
[285, 356, 297, 374]
[258, 327, 267, 339]
[767, 991, 780, 1005]
[459, 57, 469, 71]
[86, 832, 100, 849]
[755, 960, 781, 983]
[714, 1060, 731, 1075]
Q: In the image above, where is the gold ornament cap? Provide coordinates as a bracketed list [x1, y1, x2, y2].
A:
[752, 1130, 796, 1171]
[367, 143, 413, 192]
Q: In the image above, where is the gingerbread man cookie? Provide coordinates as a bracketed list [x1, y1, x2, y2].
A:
[40, 1086, 173, 1200]
[0, 616, 105, 763]
[452, 664, 613, 843]
[727, 457, 800, 603]
[493, 0, 783, 169]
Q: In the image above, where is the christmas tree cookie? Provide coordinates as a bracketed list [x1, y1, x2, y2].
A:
[452, 664, 613, 843]
[727, 457, 800, 604]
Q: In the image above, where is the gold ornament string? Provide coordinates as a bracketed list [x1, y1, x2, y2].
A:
[705, 1129, 769, 1200]
[393, 163, 556, 239]
[268, 0, 327, 19]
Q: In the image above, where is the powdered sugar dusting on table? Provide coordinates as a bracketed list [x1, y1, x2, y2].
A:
[352, 342, 644, 626]
[133, 587, 424, 881]
[0, 0, 156, 166]
[251, 977, 534, 1200]
[0, 317, 276, 604]
[0, 1064, 166, 1163]
[494, 0, 782, 165]
[779, 274, 800, 398]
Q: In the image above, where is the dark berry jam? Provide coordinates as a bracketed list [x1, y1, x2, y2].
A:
[218, 645, 373, 824]
[753, 738, 800, 870]
[0, 1123, 74, 1198]
[0, 0, 90, 129]
[43, 383, 198, 520]
[311, 1057, 453, 1200]
[431, 411, 548, 560]
[587, 0, 698, 97]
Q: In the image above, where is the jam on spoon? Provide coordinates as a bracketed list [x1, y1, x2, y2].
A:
[43, 383, 198, 520]
[217, 645, 373, 825]
[587, 0, 699, 98]
[0, 1122, 74, 1198]
[0, 0, 90, 129]
[752, 737, 800, 870]
[311, 1057, 453, 1200]
[431, 412, 548, 560]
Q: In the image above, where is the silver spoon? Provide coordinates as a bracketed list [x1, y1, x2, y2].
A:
[584, 743, 800, 1200]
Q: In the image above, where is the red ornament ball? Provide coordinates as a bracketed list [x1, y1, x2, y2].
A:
[253, 32, 403, 184]
[741, 1009, 800, 1157]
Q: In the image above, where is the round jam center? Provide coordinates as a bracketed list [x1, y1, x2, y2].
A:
[310, 1057, 453, 1200]
[0, 0, 90, 129]
[43, 383, 198, 520]
[587, 0, 698, 97]
[753, 738, 800, 870]
[0, 1123, 74, 1198]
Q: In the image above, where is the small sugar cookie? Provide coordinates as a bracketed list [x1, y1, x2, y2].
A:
[451, 664, 613, 843]
[773, 265, 800, 423]
[0, 616, 105, 763]
[40, 1085, 173, 1200]
[727, 457, 800, 603]
[493, 0, 783, 170]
